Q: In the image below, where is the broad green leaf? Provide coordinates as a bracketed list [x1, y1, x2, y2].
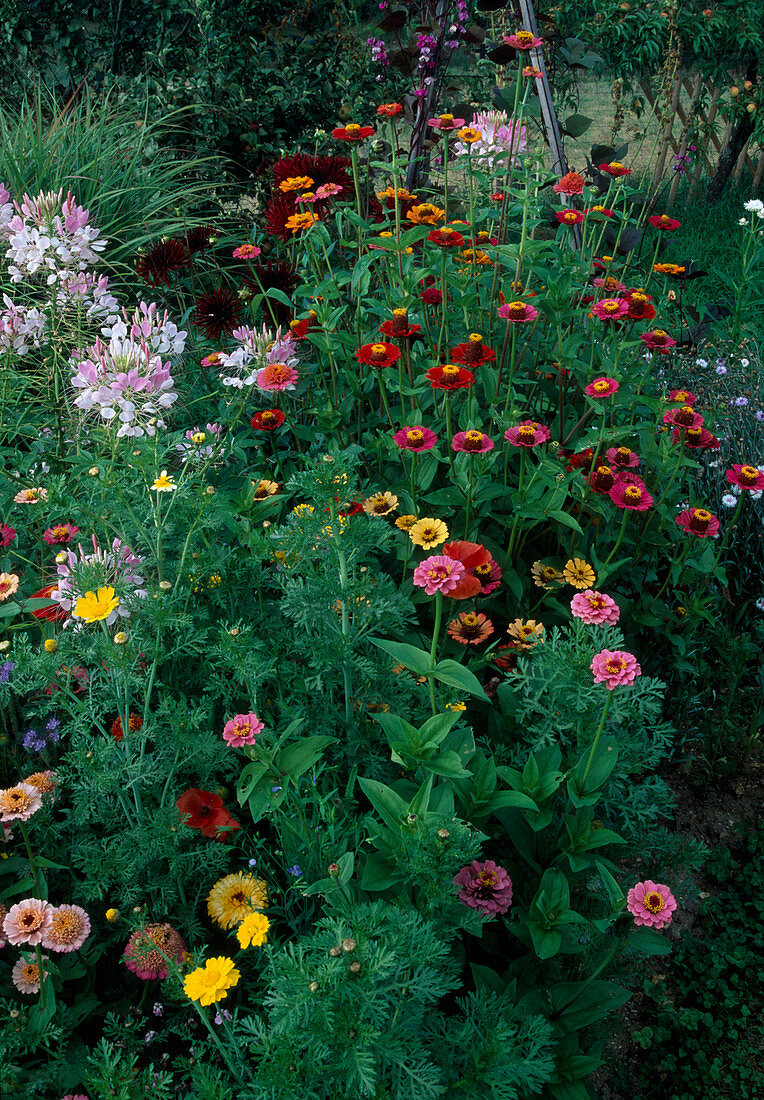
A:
[432, 658, 489, 699]
[370, 637, 432, 676]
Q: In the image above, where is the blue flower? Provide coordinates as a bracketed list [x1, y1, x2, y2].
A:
[0, 660, 14, 685]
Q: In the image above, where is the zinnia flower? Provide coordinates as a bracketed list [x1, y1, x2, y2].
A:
[184, 957, 240, 1006]
[355, 342, 401, 369]
[253, 480, 279, 500]
[0, 523, 16, 547]
[556, 208, 584, 226]
[74, 586, 120, 623]
[193, 287, 243, 340]
[362, 491, 398, 517]
[507, 618, 545, 648]
[256, 363, 298, 391]
[622, 289, 656, 321]
[588, 465, 616, 493]
[378, 103, 404, 118]
[285, 211, 319, 234]
[232, 243, 262, 259]
[236, 911, 270, 949]
[570, 590, 620, 625]
[410, 518, 449, 549]
[222, 712, 264, 748]
[0, 782, 43, 822]
[473, 557, 502, 595]
[12, 955, 48, 995]
[673, 426, 719, 450]
[599, 161, 631, 177]
[553, 171, 586, 196]
[448, 611, 494, 645]
[378, 309, 421, 340]
[641, 329, 676, 353]
[425, 364, 475, 390]
[393, 426, 437, 452]
[412, 555, 466, 596]
[591, 298, 630, 322]
[675, 508, 720, 537]
[668, 388, 696, 404]
[532, 561, 564, 589]
[450, 334, 495, 366]
[251, 408, 285, 431]
[726, 464, 764, 491]
[14, 487, 47, 504]
[3, 898, 53, 945]
[609, 475, 653, 511]
[606, 446, 640, 467]
[207, 872, 268, 929]
[406, 203, 446, 226]
[331, 124, 374, 142]
[427, 113, 466, 131]
[124, 922, 186, 980]
[41, 904, 91, 953]
[452, 430, 494, 454]
[43, 523, 79, 545]
[453, 859, 513, 915]
[585, 376, 619, 398]
[504, 421, 551, 447]
[0, 572, 19, 601]
[497, 300, 538, 323]
[648, 214, 681, 231]
[590, 648, 641, 689]
[626, 881, 677, 928]
[176, 788, 240, 840]
[563, 558, 596, 589]
[427, 227, 465, 248]
[504, 29, 543, 50]
[662, 405, 703, 430]
[395, 514, 417, 531]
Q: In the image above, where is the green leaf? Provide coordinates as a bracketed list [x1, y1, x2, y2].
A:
[276, 735, 334, 778]
[563, 113, 594, 138]
[417, 710, 459, 746]
[627, 926, 672, 955]
[422, 750, 472, 778]
[470, 963, 505, 994]
[358, 777, 407, 832]
[370, 637, 432, 675]
[550, 980, 631, 1031]
[360, 850, 399, 891]
[432, 659, 489, 699]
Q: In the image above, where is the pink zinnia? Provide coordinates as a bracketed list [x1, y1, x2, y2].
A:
[0, 523, 16, 547]
[427, 114, 466, 131]
[672, 426, 719, 450]
[627, 880, 677, 929]
[590, 648, 641, 689]
[669, 388, 696, 404]
[43, 523, 79, 546]
[504, 420, 551, 448]
[590, 298, 630, 322]
[124, 922, 186, 981]
[726, 464, 764, 492]
[592, 276, 626, 292]
[640, 329, 676, 353]
[222, 712, 264, 748]
[0, 782, 42, 822]
[497, 301, 538, 323]
[412, 555, 466, 596]
[605, 446, 639, 467]
[452, 430, 494, 454]
[555, 208, 584, 226]
[232, 244, 261, 259]
[13, 487, 47, 504]
[256, 363, 298, 391]
[41, 903, 91, 953]
[675, 508, 720, 538]
[585, 376, 619, 398]
[553, 171, 586, 196]
[662, 406, 703, 430]
[609, 475, 653, 511]
[3, 898, 54, 946]
[453, 859, 513, 915]
[571, 590, 620, 626]
[503, 31, 543, 50]
[393, 426, 438, 452]
[12, 954, 48, 995]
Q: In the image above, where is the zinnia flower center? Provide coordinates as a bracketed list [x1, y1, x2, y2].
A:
[507, 300, 527, 317]
[21, 911, 43, 930]
[601, 300, 621, 313]
[51, 912, 81, 940]
[605, 658, 625, 674]
[625, 486, 642, 501]
[515, 30, 534, 44]
[686, 428, 702, 442]
[345, 124, 361, 135]
[674, 391, 689, 400]
[9, 790, 30, 810]
[675, 406, 696, 424]
[370, 343, 388, 360]
[427, 565, 450, 580]
[518, 426, 536, 441]
[477, 869, 498, 887]
[586, 595, 605, 608]
[261, 412, 277, 426]
[562, 212, 578, 223]
[608, 162, 624, 170]
[439, 114, 454, 124]
[653, 329, 668, 340]
[469, 333, 482, 343]
[644, 892, 664, 912]
[616, 448, 631, 462]
[407, 429, 424, 445]
[441, 365, 460, 379]
[691, 510, 711, 531]
[740, 465, 759, 484]
[593, 380, 610, 392]
[463, 431, 484, 450]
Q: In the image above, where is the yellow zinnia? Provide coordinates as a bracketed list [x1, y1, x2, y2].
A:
[74, 586, 120, 623]
[183, 956, 240, 1006]
[409, 518, 449, 550]
[236, 911, 270, 949]
[531, 561, 564, 590]
[207, 872, 268, 930]
[563, 558, 596, 590]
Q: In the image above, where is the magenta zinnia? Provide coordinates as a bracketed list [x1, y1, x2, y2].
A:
[675, 508, 720, 538]
[124, 922, 187, 981]
[590, 649, 641, 689]
[412, 555, 466, 596]
[453, 859, 513, 915]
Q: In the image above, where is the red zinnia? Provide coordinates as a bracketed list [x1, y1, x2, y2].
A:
[355, 342, 401, 369]
[176, 788, 240, 840]
[648, 214, 681, 231]
[450, 335, 495, 366]
[425, 364, 475, 390]
[251, 409, 285, 431]
[426, 227, 466, 248]
[641, 329, 676, 353]
[671, 426, 719, 450]
[556, 209, 584, 226]
[332, 124, 374, 141]
[377, 103, 403, 117]
[726, 465, 764, 492]
[290, 312, 319, 339]
[378, 310, 422, 340]
[588, 465, 616, 493]
[622, 288, 657, 321]
[599, 161, 631, 177]
[662, 406, 703, 430]
[442, 541, 492, 600]
[553, 171, 586, 196]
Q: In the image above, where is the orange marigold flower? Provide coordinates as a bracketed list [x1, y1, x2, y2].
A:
[406, 203, 446, 226]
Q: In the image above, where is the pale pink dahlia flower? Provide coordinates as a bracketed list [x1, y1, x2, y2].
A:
[412, 555, 466, 596]
[570, 590, 620, 625]
[453, 859, 513, 916]
[627, 880, 677, 928]
[590, 649, 641, 689]
[222, 712, 264, 748]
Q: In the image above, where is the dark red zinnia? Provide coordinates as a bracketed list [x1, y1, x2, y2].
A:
[176, 788, 240, 840]
[135, 239, 192, 286]
[193, 287, 244, 340]
[252, 408, 285, 431]
[425, 364, 475, 390]
[450, 336, 496, 366]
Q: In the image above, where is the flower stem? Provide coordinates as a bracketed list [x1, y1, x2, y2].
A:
[428, 591, 444, 716]
[580, 690, 614, 788]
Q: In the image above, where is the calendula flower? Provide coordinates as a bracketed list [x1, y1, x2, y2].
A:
[222, 713, 265, 748]
[395, 514, 417, 531]
[590, 649, 641, 689]
[14, 487, 47, 504]
[627, 881, 677, 928]
[447, 611, 494, 645]
[74, 586, 120, 624]
[152, 471, 177, 492]
[236, 911, 270, 949]
[3, 898, 53, 945]
[42, 904, 91, 953]
[410, 518, 449, 549]
[207, 872, 268, 929]
[412, 555, 466, 596]
[12, 955, 48, 995]
[183, 957, 240, 1006]
[570, 590, 620, 626]
[0, 573, 19, 601]
[507, 618, 545, 648]
[563, 558, 596, 589]
[360, 490, 397, 517]
[532, 561, 564, 589]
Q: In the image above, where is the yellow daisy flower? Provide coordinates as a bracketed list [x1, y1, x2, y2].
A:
[563, 558, 596, 589]
[207, 872, 268, 930]
[362, 491, 399, 517]
[152, 471, 177, 493]
[74, 586, 119, 623]
[395, 514, 418, 531]
[409, 518, 449, 549]
[183, 957, 240, 1006]
[253, 479, 280, 500]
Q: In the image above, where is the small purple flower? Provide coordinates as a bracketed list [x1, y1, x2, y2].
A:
[214, 1009, 232, 1025]
[286, 864, 302, 877]
[248, 857, 258, 867]
[756, 410, 764, 422]
[23, 729, 47, 751]
[0, 660, 14, 684]
[152, 1002, 164, 1017]
[45, 714, 62, 741]
[734, 396, 749, 407]
[716, 365, 727, 375]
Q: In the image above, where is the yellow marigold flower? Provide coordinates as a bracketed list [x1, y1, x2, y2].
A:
[207, 872, 268, 930]
[446, 700, 467, 712]
[410, 517, 449, 549]
[74, 586, 120, 624]
[395, 514, 418, 531]
[44, 639, 58, 653]
[105, 908, 120, 922]
[152, 470, 177, 492]
[183, 956, 240, 1006]
[279, 175, 315, 192]
[285, 211, 319, 234]
[531, 561, 564, 589]
[236, 911, 270, 949]
[457, 126, 482, 144]
[406, 203, 446, 226]
[362, 491, 399, 516]
[563, 558, 596, 589]
[253, 479, 280, 500]
[507, 618, 545, 648]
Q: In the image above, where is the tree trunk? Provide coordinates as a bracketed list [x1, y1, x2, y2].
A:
[706, 113, 755, 200]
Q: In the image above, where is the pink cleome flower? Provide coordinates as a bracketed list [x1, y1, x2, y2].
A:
[627, 880, 677, 928]
[675, 508, 720, 538]
[222, 712, 264, 748]
[504, 420, 551, 447]
[413, 555, 466, 596]
[590, 648, 641, 689]
[585, 376, 619, 398]
[393, 425, 438, 452]
[452, 430, 494, 454]
[609, 474, 653, 511]
[726, 464, 764, 492]
[453, 859, 513, 916]
[570, 590, 620, 625]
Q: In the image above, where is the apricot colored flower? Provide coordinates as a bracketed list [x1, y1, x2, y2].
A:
[507, 618, 545, 648]
[452, 430, 494, 453]
[448, 611, 494, 645]
[410, 518, 449, 550]
[363, 491, 398, 517]
[278, 175, 314, 193]
[406, 203, 446, 226]
[563, 558, 596, 589]
[675, 508, 719, 537]
[0, 573, 19, 601]
[14, 487, 47, 504]
[590, 648, 641, 688]
[553, 171, 585, 196]
[183, 957, 240, 1006]
[653, 262, 686, 278]
[531, 561, 564, 589]
[284, 211, 319, 234]
[627, 881, 677, 928]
